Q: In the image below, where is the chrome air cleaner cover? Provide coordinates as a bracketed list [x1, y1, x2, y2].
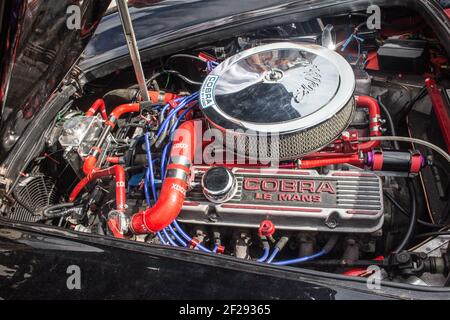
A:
[199, 43, 356, 160]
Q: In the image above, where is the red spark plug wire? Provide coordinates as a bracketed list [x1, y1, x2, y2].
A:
[130, 119, 200, 234]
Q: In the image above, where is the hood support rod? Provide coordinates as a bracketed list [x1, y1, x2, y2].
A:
[116, 0, 150, 103]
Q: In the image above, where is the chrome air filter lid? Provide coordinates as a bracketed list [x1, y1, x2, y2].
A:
[199, 42, 355, 160]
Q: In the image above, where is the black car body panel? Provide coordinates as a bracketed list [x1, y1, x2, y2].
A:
[0, 0, 110, 156]
[1, 218, 446, 300]
[79, 0, 450, 79]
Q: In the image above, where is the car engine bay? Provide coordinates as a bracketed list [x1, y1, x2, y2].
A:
[2, 6, 450, 288]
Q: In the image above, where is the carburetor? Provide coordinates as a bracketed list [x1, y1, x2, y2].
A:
[58, 115, 104, 178]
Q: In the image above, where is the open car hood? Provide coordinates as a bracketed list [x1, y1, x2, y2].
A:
[0, 0, 111, 156]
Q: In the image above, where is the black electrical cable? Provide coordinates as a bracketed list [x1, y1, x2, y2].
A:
[384, 191, 444, 228]
[377, 96, 400, 149]
[146, 70, 202, 86]
[151, 79, 160, 93]
[124, 136, 142, 167]
[154, 116, 176, 149]
[393, 181, 417, 254]
[134, 69, 203, 101]
[165, 70, 203, 86]
[166, 53, 208, 66]
[354, 21, 367, 33]
[37, 203, 76, 221]
[42, 203, 74, 215]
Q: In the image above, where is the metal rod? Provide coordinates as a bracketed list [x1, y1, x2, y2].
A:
[116, 0, 150, 103]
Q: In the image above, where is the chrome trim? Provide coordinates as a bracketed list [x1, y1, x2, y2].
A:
[199, 42, 355, 134]
[201, 167, 237, 203]
[166, 168, 188, 181]
[116, 0, 151, 103]
[169, 155, 191, 168]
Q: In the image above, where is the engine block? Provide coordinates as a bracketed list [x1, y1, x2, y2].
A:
[179, 166, 384, 233]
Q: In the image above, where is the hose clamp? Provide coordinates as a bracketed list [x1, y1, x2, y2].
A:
[169, 155, 191, 168]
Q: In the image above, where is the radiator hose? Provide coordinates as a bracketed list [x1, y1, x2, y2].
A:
[355, 95, 382, 151]
[86, 99, 108, 120]
[130, 119, 200, 233]
[83, 103, 141, 175]
[69, 165, 126, 213]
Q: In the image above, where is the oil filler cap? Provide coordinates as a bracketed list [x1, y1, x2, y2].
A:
[201, 167, 236, 203]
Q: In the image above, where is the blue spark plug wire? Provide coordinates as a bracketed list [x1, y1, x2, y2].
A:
[172, 220, 212, 252]
[266, 248, 280, 263]
[162, 228, 178, 246]
[156, 93, 198, 138]
[169, 105, 195, 136]
[271, 250, 326, 266]
[257, 247, 270, 262]
[143, 132, 168, 243]
[168, 224, 187, 246]
[160, 142, 172, 180]
[144, 133, 157, 203]
[143, 91, 212, 252]
[156, 232, 168, 245]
